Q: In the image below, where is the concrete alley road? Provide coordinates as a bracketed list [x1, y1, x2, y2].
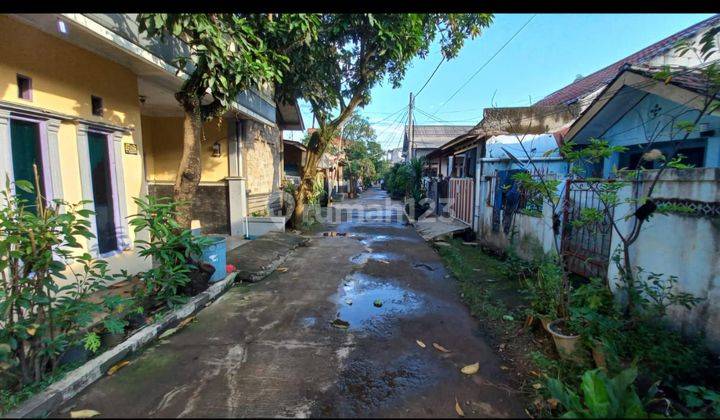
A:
[53, 188, 525, 418]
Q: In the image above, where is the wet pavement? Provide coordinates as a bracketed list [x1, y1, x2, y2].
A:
[52, 188, 525, 418]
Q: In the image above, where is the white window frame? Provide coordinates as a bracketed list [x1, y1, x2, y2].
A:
[0, 107, 63, 205]
[76, 123, 130, 258]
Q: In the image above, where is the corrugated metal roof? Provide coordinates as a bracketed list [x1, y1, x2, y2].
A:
[405, 125, 475, 149]
[536, 14, 720, 107]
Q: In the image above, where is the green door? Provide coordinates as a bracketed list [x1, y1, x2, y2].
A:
[88, 132, 118, 254]
[10, 119, 44, 212]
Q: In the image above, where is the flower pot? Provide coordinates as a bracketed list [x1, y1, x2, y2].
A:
[58, 343, 90, 367]
[548, 319, 581, 360]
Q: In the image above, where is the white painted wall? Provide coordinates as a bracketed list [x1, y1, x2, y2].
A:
[608, 168, 720, 351]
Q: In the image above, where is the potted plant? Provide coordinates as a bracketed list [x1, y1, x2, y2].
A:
[98, 294, 131, 349]
[520, 258, 563, 333]
[547, 318, 582, 360]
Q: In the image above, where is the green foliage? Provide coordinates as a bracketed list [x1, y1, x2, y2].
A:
[129, 196, 210, 309]
[137, 13, 318, 119]
[83, 332, 101, 354]
[547, 367, 650, 418]
[520, 256, 564, 321]
[678, 385, 720, 418]
[276, 14, 492, 120]
[0, 177, 116, 388]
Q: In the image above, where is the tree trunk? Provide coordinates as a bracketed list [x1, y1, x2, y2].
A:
[292, 129, 329, 227]
[173, 97, 203, 229]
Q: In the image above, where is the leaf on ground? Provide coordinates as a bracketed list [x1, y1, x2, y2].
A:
[416, 339, 426, 348]
[70, 409, 101, 418]
[276, 267, 289, 272]
[532, 383, 543, 390]
[460, 362, 479, 375]
[27, 326, 37, 336]
[178, 316, 196, 329]
[159, 327, 179, 340]
[529, 370, 541, 377]
[454, 397, 465, 417]
[107, 360, 130, 376]
[500, 365, 509, 370]
[547, 398, 560, 409]
[433, 342, 450, 353]
[330, 318, 350, 329]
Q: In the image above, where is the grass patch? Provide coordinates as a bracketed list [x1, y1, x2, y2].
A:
[435, 239, 522, 328]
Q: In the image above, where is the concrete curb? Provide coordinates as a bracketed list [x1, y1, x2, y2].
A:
[4, 272, 238, 419]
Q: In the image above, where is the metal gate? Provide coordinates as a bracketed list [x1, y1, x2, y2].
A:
[449, 178, 474, 226]
[561, 180, 614, 279]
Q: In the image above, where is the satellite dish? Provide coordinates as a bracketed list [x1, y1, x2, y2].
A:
[501, 147, 526, 169]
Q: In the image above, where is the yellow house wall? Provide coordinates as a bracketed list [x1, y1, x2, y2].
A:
[0, 16, 151, 279]
[142, 116, 229, 183]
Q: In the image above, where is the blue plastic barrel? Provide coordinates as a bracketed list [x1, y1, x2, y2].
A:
[199, 235, 227, 282]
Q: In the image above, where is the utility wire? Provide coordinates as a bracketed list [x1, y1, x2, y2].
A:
[411, 60, 719, 128]
[414, 57, 446, 99]
[432, 14, 537, 115]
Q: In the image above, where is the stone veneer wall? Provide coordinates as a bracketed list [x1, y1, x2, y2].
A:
[243, 120, 283, 214]
[147, 184, 230, 234]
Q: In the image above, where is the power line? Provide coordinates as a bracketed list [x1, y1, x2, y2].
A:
[414, 57, 446, 99]
[411, 61, 719, 129]
[432, 14, 537, 115]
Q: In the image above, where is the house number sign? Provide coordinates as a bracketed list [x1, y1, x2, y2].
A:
[124, 143, 138, 155]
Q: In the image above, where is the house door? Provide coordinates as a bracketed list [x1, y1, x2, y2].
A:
[561, 180, 613, 279]
[87, 131, 118, 254]
[10, 119, 45, 210]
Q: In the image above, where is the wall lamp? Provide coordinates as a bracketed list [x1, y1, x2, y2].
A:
[212, 141, 222, 157]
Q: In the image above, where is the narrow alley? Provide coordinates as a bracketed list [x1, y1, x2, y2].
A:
[52, 188, 525, 418]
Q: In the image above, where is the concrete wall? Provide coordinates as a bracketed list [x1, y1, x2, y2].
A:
[0, 16, 150, 279]
[608, 168, 720, 351]
[475, 165, 720, 351]
[142, 115, 230, 183]
[476, 177, 558, 260]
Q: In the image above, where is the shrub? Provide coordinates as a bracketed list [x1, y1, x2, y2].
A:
[0, 178, 117, 387]
[547, 366, 651, 418]
[129, 196, 210, 309]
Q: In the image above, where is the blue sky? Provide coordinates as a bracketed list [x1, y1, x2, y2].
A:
[285, 13, 716, 150]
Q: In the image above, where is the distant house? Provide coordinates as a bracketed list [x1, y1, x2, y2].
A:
[305, 128, 348, 200]
[402, 125, 474, 164]
[282, 139, 307, 186]
[385, 147, 403, 164]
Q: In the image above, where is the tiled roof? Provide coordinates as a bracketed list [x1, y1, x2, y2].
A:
[536, 14, 720, 106]
[405, 125, 475, 149]
[627, 64, 719, 98]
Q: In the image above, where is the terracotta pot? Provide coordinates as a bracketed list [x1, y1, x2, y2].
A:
[548, 319, 581, 360]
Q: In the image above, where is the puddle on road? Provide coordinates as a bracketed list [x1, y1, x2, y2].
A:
[359, 235, 391, 247]
[335, 273, 422, 330]
[349, 252, 397, 265]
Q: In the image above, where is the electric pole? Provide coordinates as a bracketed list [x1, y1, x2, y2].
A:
[407, 92, 414, 162]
